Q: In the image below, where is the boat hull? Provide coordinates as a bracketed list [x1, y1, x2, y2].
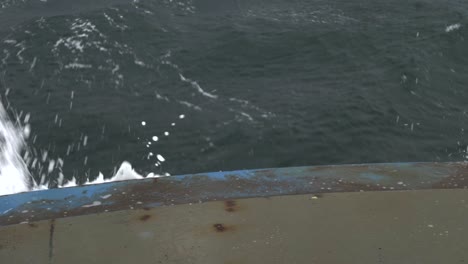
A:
[1, 162, 468, 263]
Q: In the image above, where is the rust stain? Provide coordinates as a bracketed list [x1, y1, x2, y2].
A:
[2, 162, 467, 227]
[213, 223, 226, 232]
[140, 215, 151, 222]
[432, 164, 468, 189]
[49, 219, 55, 263]
[224, 200, 238, 212]
[225, 200, 236, 207]
[213, 223, 235, 233]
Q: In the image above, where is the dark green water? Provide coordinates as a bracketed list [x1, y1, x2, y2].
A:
[1, 0, 467, 185]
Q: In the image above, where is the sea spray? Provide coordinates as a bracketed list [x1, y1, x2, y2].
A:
[0, 102, 31, 195]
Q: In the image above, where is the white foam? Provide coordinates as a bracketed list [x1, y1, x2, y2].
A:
[178, 100, 202, 111]
[0, 96, 177, 196]
[109, 161, 144, 181]
[179, 73, 218, 99]
[103, 13, 128, 31]
[0, 145, 165, 195]
[0, 103, 31, 196]
[239, 111, 254, 122]
[66, 161, 160, 188]
[61, 177, 77, 188]
[446, 23, 461, 33]
[64, 63, 92, 69]
[134, 60, 145, 66]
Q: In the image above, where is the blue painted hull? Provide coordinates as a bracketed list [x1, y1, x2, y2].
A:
[0, 162, 466, 226]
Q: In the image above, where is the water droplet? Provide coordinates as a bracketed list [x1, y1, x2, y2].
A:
[156, 154, 165, 162]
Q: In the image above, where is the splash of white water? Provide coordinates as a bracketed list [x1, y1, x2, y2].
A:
[0, 102, 31, 195]
[60, 161, 156, 188]
[0, 101, 166, 196]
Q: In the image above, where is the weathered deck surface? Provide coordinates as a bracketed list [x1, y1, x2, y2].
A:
[1, 163, 468, 263]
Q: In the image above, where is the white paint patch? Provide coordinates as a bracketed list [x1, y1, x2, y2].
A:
[100, 194, 112, 199]
[82, 201, 102, 208]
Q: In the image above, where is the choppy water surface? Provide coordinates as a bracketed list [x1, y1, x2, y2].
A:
[0, 0, 467, 193]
